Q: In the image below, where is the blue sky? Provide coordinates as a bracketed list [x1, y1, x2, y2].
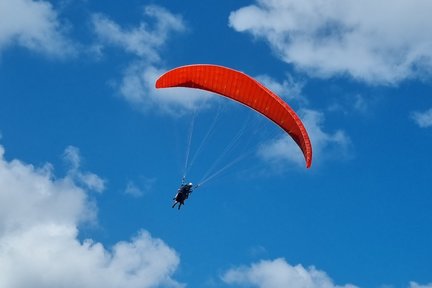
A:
[1, 0, 432, 287]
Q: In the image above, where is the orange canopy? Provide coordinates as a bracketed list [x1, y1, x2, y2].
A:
[155, 64, 312, 168]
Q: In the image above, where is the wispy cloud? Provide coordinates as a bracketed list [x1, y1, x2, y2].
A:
[92, 5, 185, 62]
[124, 177, 157, 198]
[258, 107, 351, 168]
[63, 146, 105, 193]
[222, 258, 358, 288]
[410, 282, 432, 288]
[117, 62, 211, 114]
[302, 109, 351, 162]
[92, 5, 209, 113]
[0, 145, 182, 288]
[255, 74, 306, 104]
[0, 0, 76, 57]
[411, 108, 432, 128]
[229, 0, 432, 84]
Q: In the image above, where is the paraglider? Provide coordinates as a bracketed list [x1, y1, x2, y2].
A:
[156, 64, 312, 210]
[172, 180, 195, 210]
[155, 64, 312, 168]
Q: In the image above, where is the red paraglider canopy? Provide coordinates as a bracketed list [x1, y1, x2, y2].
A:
[155, 64, 312, 168]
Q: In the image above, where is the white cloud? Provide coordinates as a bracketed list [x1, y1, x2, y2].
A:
[125, 181, 144, 197]
[229, 0, 432, 84]
[0, 145, 182, 288]
[411, 108, 432, 128]
[0, 0, 76, 57]
[118, 62, 212, 114]
[0, 146, 93, 234]
[258, 109, 350, 168]
[63, 146, 105, 193]
[124, 177, 156, 198]
[93, 5, 209, 112]
[64, 145, 82, 169]
[255, 74, 306, 104]
[92, 5, 185, 62]
[410, 282, 432, 288]
[222, 258, 358, 288]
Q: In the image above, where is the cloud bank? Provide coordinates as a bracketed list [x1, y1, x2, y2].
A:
[0, 145, 182, 288]
[229, 0, 432, 84]
[0, 0, 75, 57]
